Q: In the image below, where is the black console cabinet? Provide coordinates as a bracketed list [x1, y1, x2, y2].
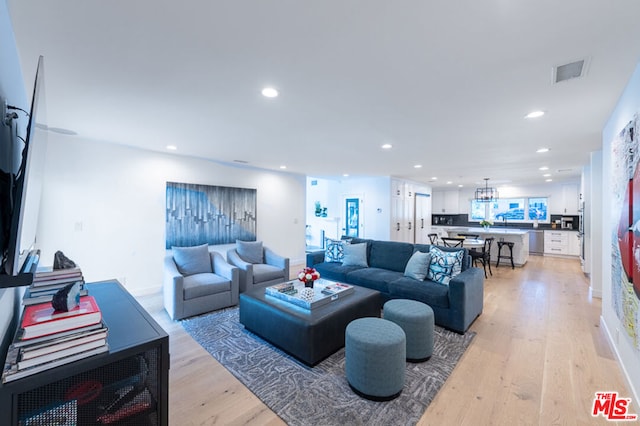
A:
[0, 280, 169, 425]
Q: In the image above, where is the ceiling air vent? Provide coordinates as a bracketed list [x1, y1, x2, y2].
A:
[553, 59, 586, 83]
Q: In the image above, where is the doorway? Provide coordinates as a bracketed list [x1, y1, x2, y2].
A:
[345, 198, 360, 238]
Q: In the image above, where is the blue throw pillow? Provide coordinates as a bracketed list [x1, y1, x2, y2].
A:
[325, 238, 350, 262]
[342, 243, 368, 267]
[404, 251, 431, 281]
[172, 244, 212, 276]
[428, 246, 464, 285]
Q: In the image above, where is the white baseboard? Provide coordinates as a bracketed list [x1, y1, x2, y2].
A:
[600, 315, 640, 415]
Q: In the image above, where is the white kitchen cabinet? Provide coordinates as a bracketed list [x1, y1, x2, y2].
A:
[414, 193, 432, 244]
[432, 190, 459, 214]
[568, 231, 580, 256]
[390, 179, 416, 243]
[544, 230, 579, 256]
[561, 183, 579, 215]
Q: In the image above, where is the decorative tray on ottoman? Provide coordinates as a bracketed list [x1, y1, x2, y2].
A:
[265, 279, 354, 310]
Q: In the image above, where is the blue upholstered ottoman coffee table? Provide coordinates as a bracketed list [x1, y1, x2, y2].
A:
[239, 284, 380, 365]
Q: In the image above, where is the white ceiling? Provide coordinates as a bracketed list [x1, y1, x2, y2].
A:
[7, 1, 640, 189]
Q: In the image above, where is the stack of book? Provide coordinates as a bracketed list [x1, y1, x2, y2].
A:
[23, 266, 87, 306]
[2, 295, 109, 383]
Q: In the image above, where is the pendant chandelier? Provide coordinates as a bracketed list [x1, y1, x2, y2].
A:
[475, 178, 498, 202]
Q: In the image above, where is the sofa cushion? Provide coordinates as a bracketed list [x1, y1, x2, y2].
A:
[325, 238, 350, 263]
[342, 243, 368, 267]
[252, 263, 285, 284]
[183, 273, 231, 300]
[346, 268, 402, 294]
[172, 244, 212, 276]
[369, 240, 415, 272]
[404, 251, 431, 281]
[417, 244, 471, 271]
[314, 262, 366, 282]
[428, 246, 465, 285]
[236, 240, 264, 264]
[388, 277, 450, 309]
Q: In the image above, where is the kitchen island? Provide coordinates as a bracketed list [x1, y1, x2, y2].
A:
[444, 227, 530, 267]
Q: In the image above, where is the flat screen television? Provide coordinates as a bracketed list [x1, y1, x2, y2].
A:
[0, 55, 47, 287]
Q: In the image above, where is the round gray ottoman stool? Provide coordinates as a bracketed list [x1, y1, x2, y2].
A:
[383, 299, 434, 362]
[345, 317, 406, 401]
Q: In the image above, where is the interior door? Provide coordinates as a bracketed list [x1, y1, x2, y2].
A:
[345, 198, 360, 238]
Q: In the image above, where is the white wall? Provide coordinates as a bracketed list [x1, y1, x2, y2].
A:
[339, 176, 393, 240]
[601, 61, 640, 407]
[306, 176, 393, 243]
[37, 135, 307, 296]
[0, 0, 28, 350]
[589, 150, 603, 297]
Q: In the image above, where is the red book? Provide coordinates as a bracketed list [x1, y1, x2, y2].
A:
[20, 296, 102, 340]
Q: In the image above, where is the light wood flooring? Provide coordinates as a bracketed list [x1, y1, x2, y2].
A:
[136, 255, 633, 425]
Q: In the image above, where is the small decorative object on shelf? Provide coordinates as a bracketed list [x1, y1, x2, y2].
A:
[53, 251, 77, 270]
[479, 219, 493, 230]
[51, 281, 81, 312]
[298, 267, 320, 288]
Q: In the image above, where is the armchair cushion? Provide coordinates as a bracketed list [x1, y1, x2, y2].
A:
[183, 273, 232, 300]
[252, 264, 285, 284]
[172, 244, 212, 276]
[236, 240, 264, 264]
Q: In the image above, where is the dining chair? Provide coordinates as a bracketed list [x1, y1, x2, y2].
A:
[471, 237, 494, 278]
[428, 233, 438, 244]
[441, 237, 464, 248]
[457, 233, 480, 239]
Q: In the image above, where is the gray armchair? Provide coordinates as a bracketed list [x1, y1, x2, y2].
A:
[164, 244, 239, 320]
[227, 240, 289, 293]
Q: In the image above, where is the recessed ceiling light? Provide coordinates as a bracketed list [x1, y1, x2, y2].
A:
[166, 145, 177, 151]
[539, 166, 549, 171]
[526, 110, 545, 119]
[430, 176, 437, 180]
[279, 165, 287, 169]
[458, 184, 463, 188]
[343, 174, 349, 177]
[543, 173, 551, 177]
[536, 148, 550, 153]
[414, 165, 422, 169]
[261, 87, 278, 98]
[446, 181, 453, 185]
[382, 143, 393, 149]
[545, 179, 553, 182]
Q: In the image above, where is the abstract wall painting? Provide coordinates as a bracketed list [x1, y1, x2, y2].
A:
[611, 114, 640, 350]
[166, 182, 256, 248]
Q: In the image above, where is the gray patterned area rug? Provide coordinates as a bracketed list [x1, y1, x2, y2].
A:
[181, 307, 475, 426]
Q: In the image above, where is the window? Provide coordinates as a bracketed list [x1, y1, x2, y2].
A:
[528, 197, 548, 221]
[470, 197, 549, 224]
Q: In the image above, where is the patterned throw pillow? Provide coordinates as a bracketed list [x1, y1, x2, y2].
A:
[325, 238, 350, 262]
[428, 247, 464, 285]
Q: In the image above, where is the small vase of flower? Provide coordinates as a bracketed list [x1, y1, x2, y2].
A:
[298, 267, 320, 288]
[479, 219, 493, 230]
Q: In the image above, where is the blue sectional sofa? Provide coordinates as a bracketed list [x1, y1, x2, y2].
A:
[306, 238, 484, 333]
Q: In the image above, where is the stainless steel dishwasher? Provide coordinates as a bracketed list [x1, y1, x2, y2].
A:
[529, 230, 544, 255]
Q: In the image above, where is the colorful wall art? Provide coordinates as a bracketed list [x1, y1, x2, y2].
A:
[611, 114, 640, 350]
[166, 182, 257, 248]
